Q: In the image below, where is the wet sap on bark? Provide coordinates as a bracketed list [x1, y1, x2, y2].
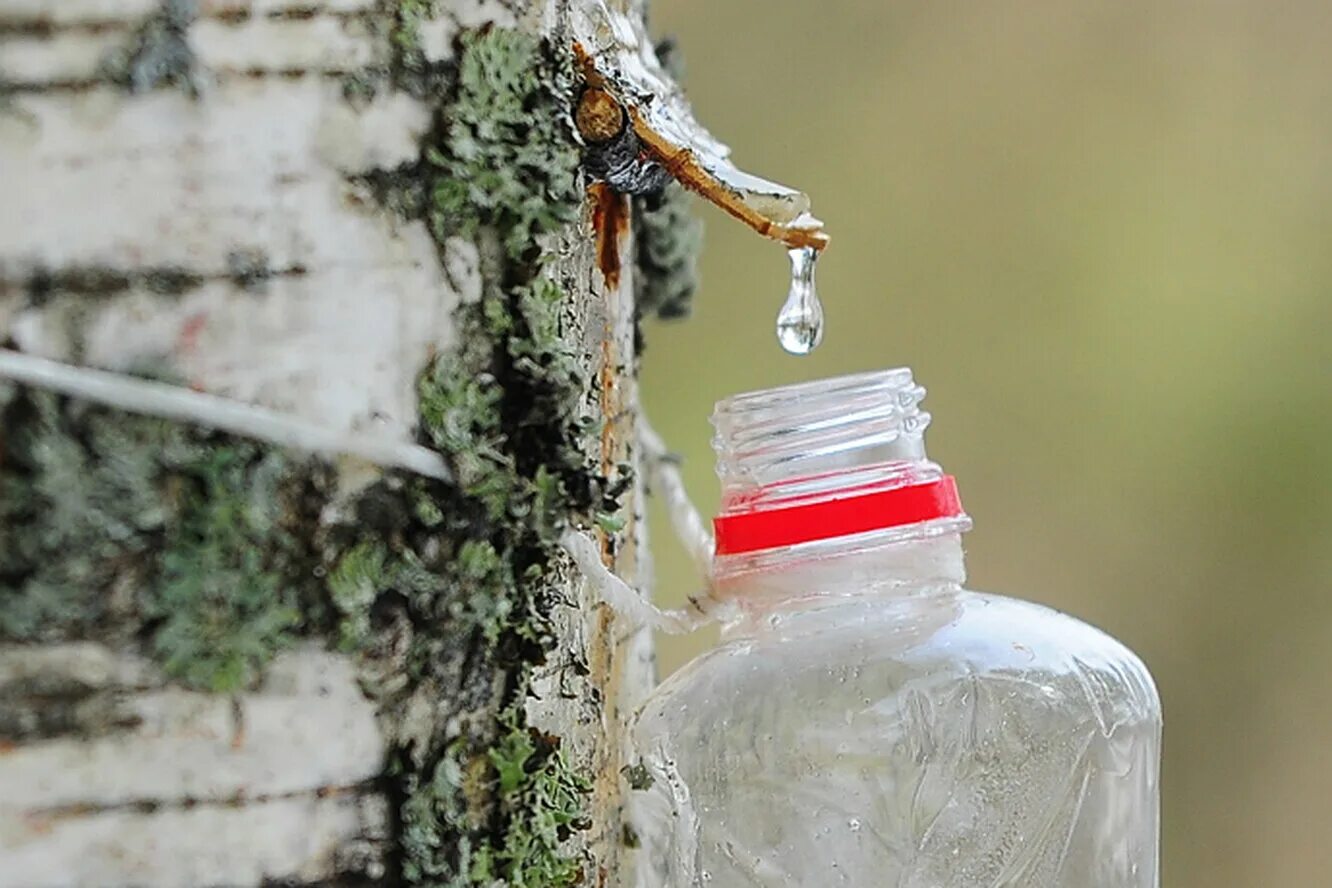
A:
[776, 247, 824, 354]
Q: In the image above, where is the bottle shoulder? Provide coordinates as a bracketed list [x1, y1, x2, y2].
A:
[638, 588, 1160, 737]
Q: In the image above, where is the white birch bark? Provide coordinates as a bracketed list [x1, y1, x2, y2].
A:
[0, 0, 654, 884]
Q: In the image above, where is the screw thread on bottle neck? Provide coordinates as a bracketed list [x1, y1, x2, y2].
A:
[713, 368, 930, 501]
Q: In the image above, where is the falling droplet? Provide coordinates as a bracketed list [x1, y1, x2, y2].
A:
[776, 246, 824, 354]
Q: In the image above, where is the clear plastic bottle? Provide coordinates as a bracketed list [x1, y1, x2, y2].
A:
[631, 369, 1161, 888]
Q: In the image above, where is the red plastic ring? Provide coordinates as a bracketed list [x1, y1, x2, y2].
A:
[713, 476, 965, 556]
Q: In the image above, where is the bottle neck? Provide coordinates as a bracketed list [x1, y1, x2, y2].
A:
[716, 531, 967, 637]
[709, 368, 971, 614]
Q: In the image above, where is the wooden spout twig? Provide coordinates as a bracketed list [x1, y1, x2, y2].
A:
[571, 3, 829, 252]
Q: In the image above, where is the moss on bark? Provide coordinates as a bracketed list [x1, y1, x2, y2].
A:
[348, 21, 612, 882]
[335, 18, 609, 886]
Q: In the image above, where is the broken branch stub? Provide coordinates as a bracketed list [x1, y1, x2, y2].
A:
[571, 1, 829, 252]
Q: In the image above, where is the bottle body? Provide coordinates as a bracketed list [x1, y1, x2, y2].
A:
[631, 540, 1161, 887]
[631, 369, 1161, 887]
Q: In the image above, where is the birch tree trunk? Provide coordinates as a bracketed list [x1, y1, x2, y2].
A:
[0, 1, 678, 884]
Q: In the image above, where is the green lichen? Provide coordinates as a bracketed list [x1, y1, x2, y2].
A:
[425, 30, 582, 260]
[346, 253, 605, 878]
[0, 389, 317, 692]
[100, 0, 200, 96]
[361, 21, 603, 885]
[148, 443, 303, 693]
[621, 761, 654, 792]
[400, 740, 485, 884]
[0, 371, 601, 873]
[416, 341, 508, 522]
[417, 277, 590, 524]
[328, 540, 390, 650]
[446, 539, 516, 645]
[595, 511, 627, 534]
[358, 27, 583, 263]
[470, 703, 592, 887]
[389, 0, 446, 95]
[394, 0, 437, 60]
[398, 696, 592, 888]
[1, 390, 178, 641]
[380, 313, 595, 883]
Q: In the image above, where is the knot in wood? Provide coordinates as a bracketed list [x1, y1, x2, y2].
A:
[576, 88, 626, 144]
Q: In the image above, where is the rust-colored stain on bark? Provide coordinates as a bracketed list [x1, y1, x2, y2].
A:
[176, 311, 207, 354]
[582, 116, 643, 877]
[589, 181, 629, 291]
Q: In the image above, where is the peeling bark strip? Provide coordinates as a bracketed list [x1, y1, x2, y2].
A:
[1, 1, 679, 885]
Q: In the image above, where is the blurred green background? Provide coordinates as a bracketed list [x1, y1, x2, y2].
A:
[639, 2, 1332, 885]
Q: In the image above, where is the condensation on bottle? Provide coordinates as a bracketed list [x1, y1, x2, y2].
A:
[630, 369, 1161, 887]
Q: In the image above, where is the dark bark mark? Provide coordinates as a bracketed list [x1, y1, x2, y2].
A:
[0, 20, 130, 38]
[6, 263, 308, 304]
[0, 685, 142, 742]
